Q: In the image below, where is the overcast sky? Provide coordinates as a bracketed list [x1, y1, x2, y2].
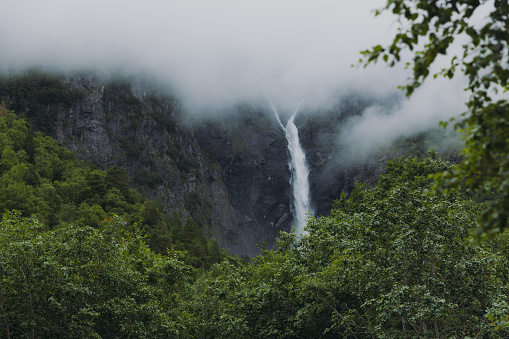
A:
[0, 0, 471, 154]
[0, 1, 408, 108]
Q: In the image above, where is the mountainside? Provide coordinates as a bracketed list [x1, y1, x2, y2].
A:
[0, 70, 460, 256]
[1, 71, 294, 256]
[52, 73, 269, 256]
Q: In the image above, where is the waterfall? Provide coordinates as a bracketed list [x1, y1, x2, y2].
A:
[269, 102, 312, 235]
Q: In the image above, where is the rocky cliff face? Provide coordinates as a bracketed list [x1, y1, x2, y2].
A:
[7, 72, 296, 257]
[2, 71, 427, 256]
[192, 107, 293, 253]
[297, 95, 384, 217]
[52, 73, 266, 255]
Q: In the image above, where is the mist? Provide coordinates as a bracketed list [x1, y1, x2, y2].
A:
[1, 1, 402, 106]
[336, 76, 468, 164]
[0, 0, 469, 154]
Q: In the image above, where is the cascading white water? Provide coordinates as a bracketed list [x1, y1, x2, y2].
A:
[269, 102, 312, 235]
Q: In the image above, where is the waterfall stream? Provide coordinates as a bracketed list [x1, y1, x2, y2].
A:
[269, 102, 312, 235]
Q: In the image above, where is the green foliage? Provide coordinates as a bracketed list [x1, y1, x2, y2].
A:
[2, 110, 506, 336]
[0, 109, 228, 271]
[184, 191, 212, 229]
[299, 156, 508, 337]
[166, 146, 200, 173]
[0, 212, 193, 338]
[147, 94, 178, 133]
[5, 68, 504, 335]
[133, 167, 164, 188]
[187, 156, 509, 337]
[118, 135, 143, 159]
[102, 78, 143, 117]
[188, 250, 308, 338]
[361, 0, 509, 237]
[0, 109, 139, 227]
[0, 70, 86, 135]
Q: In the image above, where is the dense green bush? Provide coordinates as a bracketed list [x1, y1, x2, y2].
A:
[0, 212, 193, 338]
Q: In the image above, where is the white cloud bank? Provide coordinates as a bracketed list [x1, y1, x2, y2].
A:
[0, 0, 471, 153]
[0, 1, 404, 108]
[338, 76, 468, 162]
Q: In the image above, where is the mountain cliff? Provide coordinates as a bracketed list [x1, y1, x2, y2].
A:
[1, 71, 295, 256]
[0, 70, 459, 256]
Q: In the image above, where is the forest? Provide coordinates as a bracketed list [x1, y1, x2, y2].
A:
[1, 101, 508, 337]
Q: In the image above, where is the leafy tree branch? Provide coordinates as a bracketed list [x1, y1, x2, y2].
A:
[361, 0, 509, 236]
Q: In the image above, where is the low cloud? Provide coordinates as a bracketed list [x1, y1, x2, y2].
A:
[337, 76, 468, 163]
[0, 0, 403, 111]
[0, 0, 470, 154]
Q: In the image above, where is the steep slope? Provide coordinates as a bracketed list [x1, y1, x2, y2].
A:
[0, 70, 461, 256]
[192, 106, 293, 251]
[0, 71, 293, 256]
[56, 73, 268, 255]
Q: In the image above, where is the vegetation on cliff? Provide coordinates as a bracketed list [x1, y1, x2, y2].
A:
[0, 106, 232, 270]
[0, 70, 86, 136]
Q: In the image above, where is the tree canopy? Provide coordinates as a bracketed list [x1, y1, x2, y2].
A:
[0, 212, 194, 338]
[185, 154, 509, 337]
[361, 0, 509, 237]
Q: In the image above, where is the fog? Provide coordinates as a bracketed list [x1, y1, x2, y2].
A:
[1, 1, 403, 107]
[0, 0, 470, 152]
[337, 75, 468, 163]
